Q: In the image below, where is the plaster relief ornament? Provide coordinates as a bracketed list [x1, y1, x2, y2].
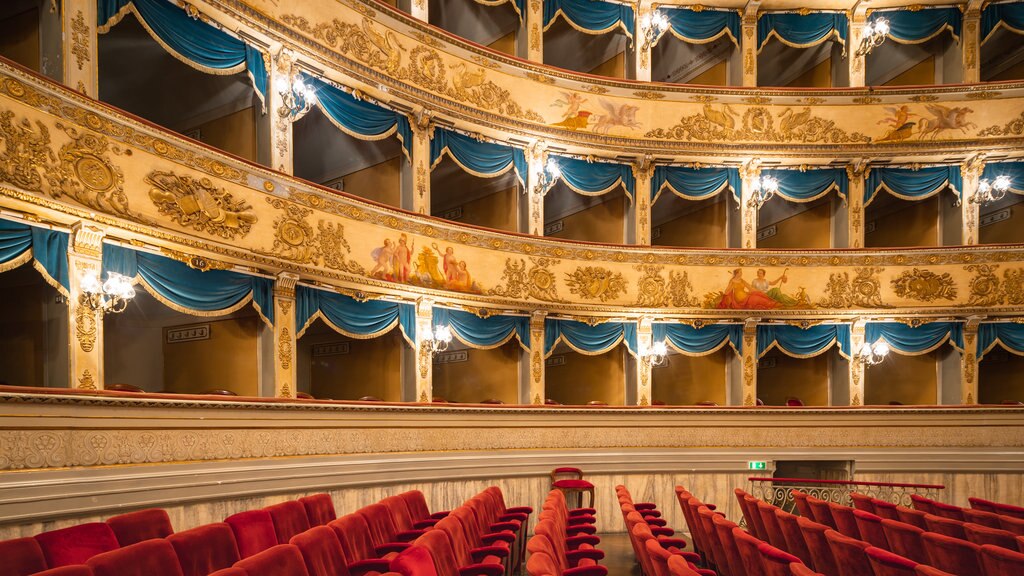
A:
[147, 171, 257, 239]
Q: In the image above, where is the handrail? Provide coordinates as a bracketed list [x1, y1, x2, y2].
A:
[748, 476, 946, 512]
[748, 477, 945, 489]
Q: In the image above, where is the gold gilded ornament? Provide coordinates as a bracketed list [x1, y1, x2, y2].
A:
[645, 105, 870, 144]
[891, 269, 957, 302]
[489, 257, 563, 302]
[279, 327, 293, 370]
[147, 171, 257, 239]
[817, 267, 887, 308]
[565, 266, 627, 302]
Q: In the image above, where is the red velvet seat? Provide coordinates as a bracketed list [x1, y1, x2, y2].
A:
[266, 501, 312, 544]
[527, 527, 600, 572]
[289, 525, 352, 576]
[550, 468, 595, 509]
[895, 506, 928, 530]
[1000, 514, 1024, 536]
[909, 495, 937, 515]
[389, 545, 440, 576]
[964, 522, 1021, 550]
[732, 526, 767, 576]
[921, 531, 984, 575]
[105, 508, 174, 546]
[851, 510, 888, 549]
[773, 509, 814, 570]
[795, 517, 837, 576]
[849, 493, 874, 514]
[35, 523, 120, 568]
[695, 506, 729, 574]
[913, 566, 955, 576]
[872, 500, 899, 521]
[382, 496, 421, 536]
[865, 547, 917, 576]
[744, 495, 769, 542]
[299, 494, 337, 527]
[826, 503, 860, 540]
[0, 536, 48, 576]
[526, 548, 606, 576]
[327, 513, 393, 573]
[962, 508, 1003, 528]
[167, 522, 241, 576]
[224, 510, 279, 559]
[930, 501, 965, 522]
[969, 497, 999, 513]
[644, 537, 682, 576]
[823, 529, 871, 576]
[399, 491, 450, 529]
[980, 543, 1024, 575]
[805, 497, 836, 529]
[32, 567, 94, 576]
[206, 570, 246, 576]
[450, 506, 513, 561]
[734, 489, 758, 539]
[359, 503, 417, 553]
[666, 555, 704, 576]
[85, 539, 184, 576]
[788, 563, 824, 576]
[756, 501, 788, 551]
[234, 544, 311, 576]
[790, 491, 813, 520]
[712, 510, 747, 576]
[880, 519, 928, 564]
[435, 515, 507, 570]
[757, 542, 801, 576]
[922, 513, 966, 539]
[417, 528, 503, 576]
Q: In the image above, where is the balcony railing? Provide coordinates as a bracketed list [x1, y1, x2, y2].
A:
[748, 476, 946, 513]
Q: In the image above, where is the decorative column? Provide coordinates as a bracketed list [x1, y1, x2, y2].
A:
[848, 6, 869, 87]
[528, 311, 547, 404]
[741, 318, 759, 406]
[63, 0, 98, 97]
[269, 47, 296, 174]
[962, 0, 983, 84]
[273, 272, 298, 398]
[636, 317, 654, 406]
[409, 0, 428, 22]
[524, 142, 547, 236]
[68, 223, 106, 390]
[413, 297, 434, 403]
[961, 154, 985, 245]
[962, 318, 981, 405]
[847, 161, 868, 249]
[634, 0, 654, 82]
[739, 159, 761, 248]
[849, 319, 866, 406]
[632, 155, 654, 246]
[408, 109, 433, 216]
[526, 0, 544, 62]
[741, 3, 759, 87]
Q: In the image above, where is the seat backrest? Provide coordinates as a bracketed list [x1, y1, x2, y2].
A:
[791, 491, 813, 519]
[666, 555, 702, 576]
[931, 501, 965, 522]
[328, 514, 378, 563]
[757, 542, 800, 576]
[824, 529, 872, 576]
[980, 543, 1024, 576]
[923, 513, 966, 539]
[805, 497, 837, 529]
[224, 510, 278, 559]
[909, 495, 937, 515]
[35, 523, 120, 568]
[105, 508, 174, 546]
[732, 526, 767, 576]
[914, 566, 956, 576]
[289, 525, 351, 576]
[696, 505, 728, 573]
[922, 531, 984, 576]
[712, 510, 747, 576]
[382, 495, 417, 533]
[167, 522, 241, 576]
[1000, 514, 1024, 536]
[969, 497, 999, 513]
[734, 489, 756, 534]
[0, 536, 48, 576]
[865, 546, 918, 576]
[533, 519, 570, 571]
[629, 522, 659, 576]
[234, 544, 311, 576]
[756, 501, 788, 550]
[788, 563, 824, 576]
[299, 494, 336, 527]
[389, 545, 440, 576]
[772, 509, 813, 569]
[266, 501, 312, 544]
[872, 500, 899, 521]
[851, 510, 889, 549]
[435, 515, 482, 570]
[743, 495, 768, 541]
[962, 508, 1003, 528]
[525, 549, 561, 576]
[551, 467, 583, 481]
[849, 493, 875, 514]
[880, 519, 928, 564]
[30, 567, 94, 576]
[414, 530, 461, 576]
[895, 506, 928, 529]
[205, 570, 246, 576]
[399, 491, 432, 522]
[796, 516, 838, 576]
[86, 539, 184, 576]
[828, 503, 861, 540]
[359, 503, 400, 546]
[964, 522, 1020, 550]
[644, 537, 676, 576]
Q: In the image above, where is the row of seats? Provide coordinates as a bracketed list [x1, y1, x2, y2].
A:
[526, 489, 605, 576]
[616, 485, 709, 576]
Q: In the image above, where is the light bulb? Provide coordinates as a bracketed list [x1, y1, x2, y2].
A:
[651, 341, 668, 357]
[994, 175, 1012, 192]
[546, 159, 561, 180]
[872, 341, 889, 357]
[80, 270, 102, 294]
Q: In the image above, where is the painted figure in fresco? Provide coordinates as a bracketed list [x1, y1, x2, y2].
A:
[369, 238, 395, 279]
[551, 92, 593, 131]
[453, 261, 473, 292]
[717, 268, 779, 310]
[751, 268, 799, 307]
[433, 243, 459, 284]
[394, 234, 414, 283]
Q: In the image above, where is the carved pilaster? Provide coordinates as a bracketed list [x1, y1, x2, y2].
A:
[63, 0, 97, 97]
[848, 5, 869, 87]
[524, 143, 548, 236]
[846, 161, 869, 249]
[636, 317, 654, 406]
[632, 155, 654, 246]
[269, 46, 296, 174]
[741, 319, 759, 406]
[635, 0, 654, 82]
[849, 319, 866, 406]
[741, 4, 760, 87]
[528, 311, 547, 405]
[526, 0, 544, 63]
[273, 272, 298, 398]
[414, 297, 434, 403]
[739, 159, 761, 248]
[410, 0, 428, 22]
[962, 0, 983, 84]
[409, 109, 433, 216]
[961, 154, 985, 246]
[962, 317, 982, 405]
[68, 222, 105, 390]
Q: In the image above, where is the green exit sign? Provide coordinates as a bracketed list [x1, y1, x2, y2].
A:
[748, 461, 768, 471]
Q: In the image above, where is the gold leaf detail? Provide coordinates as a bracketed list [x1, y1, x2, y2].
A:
[147, 171, 257, 239]
[565, 266, 627, 302]
[891, 268, 958, 301]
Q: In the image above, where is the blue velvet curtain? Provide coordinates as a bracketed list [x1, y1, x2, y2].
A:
[295, 285, 415, 345]
[864, 166, 963, 206]
[552, 155, 635, 199]
[982, 1, 1024, 43]
[982, 161, 1024, 194]
[0, 218, 69, 294]
[758, 12, 848, 51]
[543, 0, 635, 37]
[431, 128, 527, 187]
[102, 244, 274, 326]
[757, 324, 852, 359]
[98, 0, 268, 107]
[305, 74, 413, 160]
[659, 7, 741, 46]
[978, 323, 1024, 359]
[433, 308, 529, 349]
[762, 168, 848, 203]
[872, 7, 962, 44]
[652, 323, 742, 356]
[651, 166, 741, 203]
[545, 319, 637, 356]
[865, 322, 963, 354]
[470, 0, 527, 21]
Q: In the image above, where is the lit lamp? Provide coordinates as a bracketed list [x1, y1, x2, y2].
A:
[746, 175, 780, 210]
[426, 325, 453, 356]
[856, 17, 890, 57]
[532, 158, 562, 197]
[970, 175, 1012, 206]
[640, 10, 670, 52]
[80, 271, 135, 314]
[641, 340, 669, 367]
[276, 74, 316, 120]
[855, 341, 889, 367]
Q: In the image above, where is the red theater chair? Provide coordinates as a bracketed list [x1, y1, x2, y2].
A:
[327, 513, 395, 571]
[207, 570, 246, 576]
[909, 495, 937, 515]
[550, 468, 595, 509]
[826, 503, 860, 540]
[299, 494, 337, 527]
[789, 563, 824, 576]
[526, 549, 606, 576]
[964, 521, 1021, 550]
[849, 493, 874, 514]
[105, 508, 174, 546]
[757, 542, 801, 576]
[389, 545, 440, 576]
[665, 555, 705, 576]
[710, 511, 745, 576]
[450, 507, 513, 558]
[1001, 514, 1024, 535]
[527, 529, 601, 572]
[880, 519, 928, 564]
[930, 501, 965, 521]
[435, 515, 508, 570]
[35, 523, 120, 568]
[756, 501, 788, 550]
[895, 506, 927, 530]
[922, 514, 966, 539]
[732, 526, 767, 576]
[962, 507, 1003, 528]
[773, 509, 814, 570]
[224, 510, 278, 559]
[733, 489, 757, 534]
[86, 539, 184, 576]
[399, 491, 450, 528]
[234, 544, 311, 576]
[980, 543, 1024, 575]
[865, 547, 917, 576]
[0, 536, 48, 576]
[872, 500, 899, 521]
[418, 528, 504, 576]
[32, 567, 94, 576]
[795, 516, 838, 576]
[167, 522, 241, 576]
[289, 526, 352, 576]
[360, 503, 420, 550]
[851, 510, 889, 549]
[913, 566, 955, 576]
[743, 495, 769, 541]
[790, 490, 813, 520]
[922, 531, 984, 575]
[266, 501, 312, 544]
[382, 496, 428, 541]
[804, 497, 836, 529]
[695, 506, 728, 573]
[823, 529, 871, 576]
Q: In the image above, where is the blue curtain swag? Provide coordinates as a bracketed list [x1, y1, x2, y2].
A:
[757, 12, 849, 53]
[870, 7, 962, 45]
[302, 74, 413, 161]
[756, 324, 852, 360]
[654, 7, 741, 47]
[296, 285, 415, 347]
[651, 166, 741, 205]
[544, 318, 638, 358]
[430, 128, 527, 187]
[433, 307, 530, 351]
[864, 166, 963, 206]
[651, 323, 742, 357]
[762, 168, 848, 204]
[978, 322, 1024, 360]
[470, 0, 526, 21]
[543, 0, 636, 38]
[864, 322, 964, 355]
[982, 1, 1024, 44]
[982, 161, 1024, 195]
[98, 0, 268, 110]
[0, 218, 70, 296]
[552, 155, 636, 200]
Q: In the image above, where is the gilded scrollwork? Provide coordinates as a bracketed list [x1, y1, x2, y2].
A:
[978, 110, 1024, 136]
[159, 247, 233, 272]
[565, 266, 627, 302]
[278, 327, 293, 371]
[75, 295, 97, 352]
[489, 257, 562, 302]
[0, 109, 53, 192]
[891, 268, 958, 302]
[147, 171, 257, 239]
[966, 264, 1001, 307]
[71, 11, 90, 71]
[259, 198, 365, 275]
[46, 122, 136, 220]
[77, 369, 96, 390]
[634, 264, 697, 308]
[817, 267, 887, 308]
[645, 105, 871, 144]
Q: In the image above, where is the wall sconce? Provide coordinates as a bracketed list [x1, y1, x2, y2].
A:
[640, 10, 670, 52]
[970, 175, 1012, 206]
[426, 325, 453, 356]
[856, 17, 890, 57]
[80, 271, 135, 314]
[276, 74, 316, 120]
[641, 340, 669, 367]
[531, 158, 562, 197]
[746, 175, 779, 210]
[855, 341, 889, 367]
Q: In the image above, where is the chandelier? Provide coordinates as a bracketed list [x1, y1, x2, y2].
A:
[970, 175, 1012, 206]
[80, 271, 135, 314]
[640, 10, 670, 52]
[746, 175, 780, 210]
[276, 74, 317, 120]
[532, 158, 562, 197]
[855, 341, 889, 367]
[425, 325, 453, 356]
[641, 340, 669, 367]
[856, 17, 890, 57]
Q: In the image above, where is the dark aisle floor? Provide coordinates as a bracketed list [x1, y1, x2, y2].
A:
[597, 532, 644, 576]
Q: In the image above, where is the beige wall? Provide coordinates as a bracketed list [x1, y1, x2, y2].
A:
[590, 52, 625, 79]
[865, 351, 938, 405]
[546, 347, 625, 405]
[866, 197, 939, 248]
[654, 200, 727, 248]
[652, 349, 729, 405]
[0, 7, 39, 72]
[885, 56, 936, 86]
[454, 186, 518, 233]
[0, 281, 48, 387]
[979, 349, 1024, 404]
[488, 31, 516, 56]
[186, 107, 257, 162]
[433, 341, 520, 403]
[308, 328, 403, 401]
[787, 57, 832, 88]
[980, 199, 1024, 244]
[689, 61, 728, 86]
[988, 59, 1024, 82]
[549, 195, 625, 244]
[163, 316, 260, 396]
[757, 350, 830, 406]
[759, 202, 832, 249]
[339, 157, 402, 208]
